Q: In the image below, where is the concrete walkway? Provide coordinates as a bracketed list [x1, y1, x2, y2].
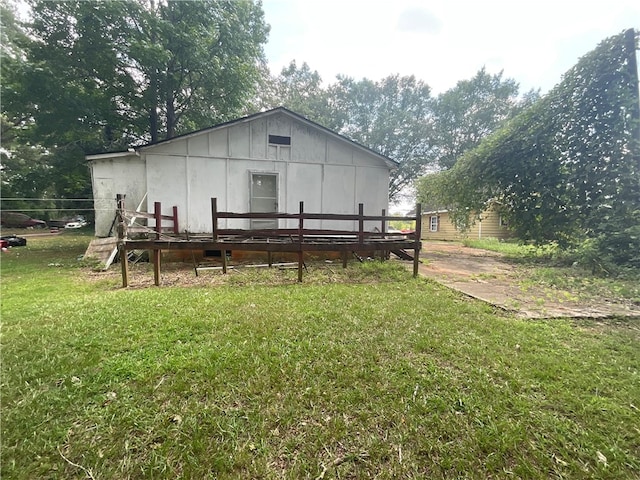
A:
[415, 242, 640, 319]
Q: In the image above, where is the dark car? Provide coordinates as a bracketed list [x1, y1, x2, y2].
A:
[0, 212, 47, 229]
[1, 235, 27, 247]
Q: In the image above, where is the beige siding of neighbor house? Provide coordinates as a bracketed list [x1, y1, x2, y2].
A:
[422, 209, 514, 241]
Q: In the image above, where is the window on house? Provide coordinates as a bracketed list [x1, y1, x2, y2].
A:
[430, 215, 439, 232]
[499, 215, 509, 227]
[268, 135, 291, 145]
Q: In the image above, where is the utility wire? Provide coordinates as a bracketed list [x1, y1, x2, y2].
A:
[1, 197, 114, 201]
[1, 208, 115, 212]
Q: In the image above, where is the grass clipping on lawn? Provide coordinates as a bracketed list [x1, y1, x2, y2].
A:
[1, 235, 639, 479]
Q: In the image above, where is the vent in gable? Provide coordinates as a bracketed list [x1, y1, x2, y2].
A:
[268, 135, 291, 145]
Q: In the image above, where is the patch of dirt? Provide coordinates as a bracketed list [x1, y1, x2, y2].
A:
[418, 242, 640, 319]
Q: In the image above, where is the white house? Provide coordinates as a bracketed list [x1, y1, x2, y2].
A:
[87, 107, 397, 237]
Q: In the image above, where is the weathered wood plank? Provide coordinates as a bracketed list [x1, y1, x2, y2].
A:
[83, 237, 119, 270]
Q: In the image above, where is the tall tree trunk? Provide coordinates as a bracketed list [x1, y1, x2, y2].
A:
[149, 108, 158, 143]
[149, 69, 159, 143]
[166, 89, 176, 139]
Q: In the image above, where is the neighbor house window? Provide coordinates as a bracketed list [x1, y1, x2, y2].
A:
[430, 215, 439, 232]
[499, 215, 509, 227]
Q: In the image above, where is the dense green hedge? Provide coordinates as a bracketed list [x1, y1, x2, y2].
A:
[436, 29, 639, 267]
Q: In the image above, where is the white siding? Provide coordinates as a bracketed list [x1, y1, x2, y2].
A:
[355, 166, 389, 231]
[267, 113, 292, 137]
[186, 157, 227, 232]
[291, 123, 326, 163]
[286, 163, 323, 228]
[327, 140, 353, 165]
[251, 118, 267, 159]
[90, 110, 392, 236]
[146, 154, 188, 232]
[209, 129, 228, 157]
[229, 124, 250, 158]
[91, 155, 146, 237]
[188, 134, 208, 156]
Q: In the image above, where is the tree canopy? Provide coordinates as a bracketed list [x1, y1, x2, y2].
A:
[261, 61, 339, 130]
[329, 74, 434, 200]
[263, 62, 529, 201]
[4, 3, 639, 273]
[430, 68, 538, 169]
[418, 29, 640, 266]
[1, 0, 269, 210]
[5, 0, 269, 146]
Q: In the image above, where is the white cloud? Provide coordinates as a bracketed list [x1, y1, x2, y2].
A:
[396, 7, 442, 34]
[263, 0, 640, 94]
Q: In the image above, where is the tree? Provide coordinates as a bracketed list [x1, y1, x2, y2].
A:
[8, 0, 269, 145]
[1, 0, 269, 201]
[329, 74, 435, 200]
[424, 29, 640, 267]
[261, 60, 339, 130]
[1, 0, 56, 217]
[431, 67, 536, 169]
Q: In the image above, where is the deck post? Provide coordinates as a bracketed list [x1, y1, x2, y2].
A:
[298, 201, 304, 282]
[211, 198, 218, 241]
[381, 208, 387, 260]
[413, 203, 422, 277]
[154, 202, 162, 238]
[153, 202, 162, 285]
[211, 198, 226, 272]
[358, 203, 364, 246]
[116, 194, 129, 287]
[172, 206, 179, 234]
[119, 244, 129, 287]
[153, 250, 161, 286]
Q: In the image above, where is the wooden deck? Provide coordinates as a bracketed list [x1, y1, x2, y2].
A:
[115, 196, 422, 286]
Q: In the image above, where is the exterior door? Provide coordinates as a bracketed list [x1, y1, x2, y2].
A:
[250, 173, 278, 229]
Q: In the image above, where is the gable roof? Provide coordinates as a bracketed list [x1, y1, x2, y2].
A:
[87, 107, 398, 169]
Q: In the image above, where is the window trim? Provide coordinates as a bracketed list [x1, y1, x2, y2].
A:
[429, 215, 439, 232]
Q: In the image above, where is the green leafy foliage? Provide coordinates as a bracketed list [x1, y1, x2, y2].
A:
[260, 61, 340, 130]
[422, 29, 640, 265]
[431, 68, 537, 169]
[329, 74, 435, 200]
[264, 69, 438, 201]
[1, 0, 269, 203]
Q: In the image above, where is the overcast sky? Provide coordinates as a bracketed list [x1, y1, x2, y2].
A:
[262, 0, 639, 95]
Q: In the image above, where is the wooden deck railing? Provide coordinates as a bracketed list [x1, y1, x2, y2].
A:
[115, 195, 422, 286]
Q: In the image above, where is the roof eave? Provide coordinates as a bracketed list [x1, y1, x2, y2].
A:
[86, 150, 140, 162]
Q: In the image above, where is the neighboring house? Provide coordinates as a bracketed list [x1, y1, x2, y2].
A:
[422, 206, 514, 241]
[87, 107, 397, 237]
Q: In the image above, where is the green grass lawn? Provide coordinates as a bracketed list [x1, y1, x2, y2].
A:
[2, 234, 639, 479]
